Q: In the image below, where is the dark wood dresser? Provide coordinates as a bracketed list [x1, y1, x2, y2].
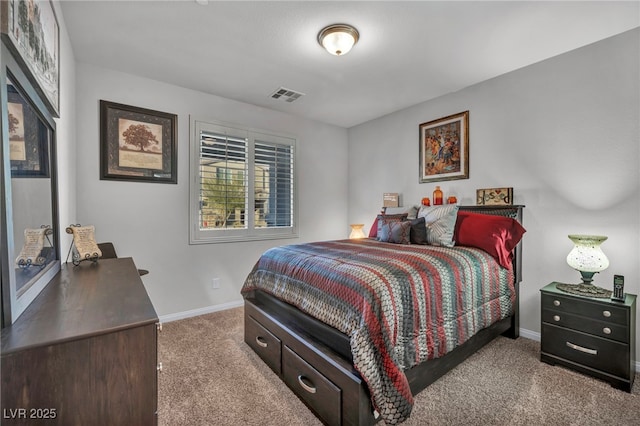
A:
[540, 282, 636, 392]
[1, 258, 159, 425]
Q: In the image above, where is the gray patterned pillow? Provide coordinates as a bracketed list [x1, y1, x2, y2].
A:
[417, 204, 459, 247]
[378, 220, 412, 244]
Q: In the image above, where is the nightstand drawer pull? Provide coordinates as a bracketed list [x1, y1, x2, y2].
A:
[297, 375, 317, 394]
[255, 336, 268, 348]
[566, 341, 597, 355]
[603, 327, 612, 335]
[553, 315, 560, 322]
[553, 300, 561, 307]
[602, 310, 611, 318]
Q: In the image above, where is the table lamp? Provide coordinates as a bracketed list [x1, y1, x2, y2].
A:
[349, 224, 366, 239]
[557, 234, 610, 297]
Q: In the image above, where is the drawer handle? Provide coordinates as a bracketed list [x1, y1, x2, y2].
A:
[553, 315, 560, 322]
[603, 327, 612, 335]
[566, 341, 597, 356]
[603, 310, 611, 318]
[255, 336, 268, 348]
[553, 300, 561, 307]
[297, 375, 317, 394]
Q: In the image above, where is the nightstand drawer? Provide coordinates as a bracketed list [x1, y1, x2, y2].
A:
[542, 310, 629, 343]
[541, 293, 628, 325]
[283, 345, 341, 426]
[245, 315, 282, 375]
[541, 324, 630, 378]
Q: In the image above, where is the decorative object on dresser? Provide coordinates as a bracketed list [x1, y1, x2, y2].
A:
[65, 224, 102, 265]
[540, 282, 636, 392]
[419, 111, 469, 183]
[557, 234, 610, 297]
[1, 258, 160, 425]
[100, 100, 178, 184]
[242, 205, 524, 425]
[476, 187, 513, 206]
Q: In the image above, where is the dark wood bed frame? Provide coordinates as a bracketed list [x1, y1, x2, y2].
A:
[244, 205, 524, 425]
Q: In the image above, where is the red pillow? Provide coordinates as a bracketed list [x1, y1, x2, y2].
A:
[454, 211, 526, 269]
[368, 217, 379, 238]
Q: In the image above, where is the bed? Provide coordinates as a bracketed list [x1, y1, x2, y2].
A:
[241, 205, 525, 425]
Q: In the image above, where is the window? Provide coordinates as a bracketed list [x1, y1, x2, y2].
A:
[190, 119, 297, 243]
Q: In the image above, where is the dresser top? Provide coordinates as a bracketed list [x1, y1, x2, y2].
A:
[541, 281, 636, 307]
[1, 258, 158, 355]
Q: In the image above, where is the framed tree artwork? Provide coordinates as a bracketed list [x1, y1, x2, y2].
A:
[100, 100, 177, 184]
[7, 80, 50, 177]
[419, 111, 469, 183]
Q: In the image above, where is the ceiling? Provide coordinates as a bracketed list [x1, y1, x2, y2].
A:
[60, 1, 639, 128]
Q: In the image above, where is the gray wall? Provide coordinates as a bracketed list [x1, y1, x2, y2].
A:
[74, 63, 349, 317]
[348, 29, 640, 346]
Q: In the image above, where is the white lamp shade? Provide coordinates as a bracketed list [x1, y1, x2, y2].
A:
[318, 24, 359, 56]
[566, 234, 609, 273]
[349, 224, 366, 239]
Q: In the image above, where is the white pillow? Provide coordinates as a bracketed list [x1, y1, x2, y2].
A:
[417, 204, 459, 247]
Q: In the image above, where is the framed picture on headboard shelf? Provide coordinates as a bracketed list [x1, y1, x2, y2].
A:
[476, 187, 513, 206]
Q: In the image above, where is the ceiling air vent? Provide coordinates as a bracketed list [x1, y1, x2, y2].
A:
[270, 87, 305, 103]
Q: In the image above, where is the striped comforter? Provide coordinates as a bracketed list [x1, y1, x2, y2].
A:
[241, 239, 515, 424]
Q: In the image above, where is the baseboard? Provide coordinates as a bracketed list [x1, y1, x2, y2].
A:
[519, 327, 540, 341]
[159, 299, 244, 323]
[519, 327, 640, 372]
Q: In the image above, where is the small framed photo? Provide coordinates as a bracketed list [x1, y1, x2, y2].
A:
[476, 187, 513, 206]
[419, 111, 469, 183]
[100, 100, 177, 184]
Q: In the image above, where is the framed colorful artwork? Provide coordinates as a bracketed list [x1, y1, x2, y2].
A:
[419, 111, 469, 183]
[100, 100, 178, 184]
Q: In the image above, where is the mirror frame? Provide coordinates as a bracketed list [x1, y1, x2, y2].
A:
[0, 40, 60, 327]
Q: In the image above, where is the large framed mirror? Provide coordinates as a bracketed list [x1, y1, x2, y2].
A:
[1, 42, 59, 326]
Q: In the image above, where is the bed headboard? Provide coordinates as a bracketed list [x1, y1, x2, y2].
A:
[457, 205, 525, 285]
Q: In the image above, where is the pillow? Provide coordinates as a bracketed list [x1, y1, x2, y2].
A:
[383, 205, 420, 220]
[378, 220, 412, 244]
[417, 204, 459, 247]
[409, 217, 428, 245]
[370, 213, 408, 239]
[453, 211, 526, 269]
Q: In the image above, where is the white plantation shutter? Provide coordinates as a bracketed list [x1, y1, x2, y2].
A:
[190, 119, 297, 244]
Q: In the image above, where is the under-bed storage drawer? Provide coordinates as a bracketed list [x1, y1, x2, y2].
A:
[283, 345, 342, 426]
[245, 314, 282, 375]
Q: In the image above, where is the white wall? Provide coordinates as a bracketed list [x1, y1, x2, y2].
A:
[52, 1, 77, 267]
[74, 63, 349, 317]
[348, 29, 640, 348]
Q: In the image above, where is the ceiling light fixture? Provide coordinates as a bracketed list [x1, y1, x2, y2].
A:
[317, 24, 359, 56]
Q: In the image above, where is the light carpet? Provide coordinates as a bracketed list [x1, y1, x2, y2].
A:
[158, 307, 640, 425]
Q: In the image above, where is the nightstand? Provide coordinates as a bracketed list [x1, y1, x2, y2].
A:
[540, 282, 636, 392]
